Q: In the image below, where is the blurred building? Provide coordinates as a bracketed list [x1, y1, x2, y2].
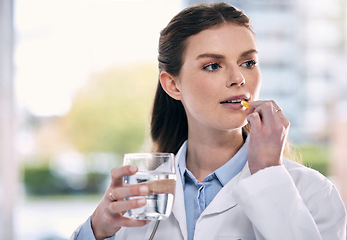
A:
[0, 0, 16, 239]
[184, 0, 347, 144]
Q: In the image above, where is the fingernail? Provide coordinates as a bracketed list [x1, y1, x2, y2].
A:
[129, 165, 137, 173]
[139, 185, 148, 194]
[137, 198, 146, 205]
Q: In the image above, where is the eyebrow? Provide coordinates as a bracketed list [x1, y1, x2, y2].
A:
[196, 53, 225, 60]
[196, 49, 258, 60]
[240, 49, 258, 58]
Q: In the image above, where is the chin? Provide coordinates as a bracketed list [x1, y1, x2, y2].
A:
[218, 122, 247, 132]
[223, 117, 248, 129]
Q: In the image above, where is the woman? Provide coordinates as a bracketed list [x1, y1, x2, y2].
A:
[71, 3, 346, 240]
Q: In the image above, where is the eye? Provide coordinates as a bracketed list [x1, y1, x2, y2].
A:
[202, 62, 222, 72]
[241, 60, 257, 69]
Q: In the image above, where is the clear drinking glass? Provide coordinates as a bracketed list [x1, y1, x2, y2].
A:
[123, 153, 176, 220]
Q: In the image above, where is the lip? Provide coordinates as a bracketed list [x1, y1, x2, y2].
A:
[220, 94, 249, 110]
[220, 94, 249, 103]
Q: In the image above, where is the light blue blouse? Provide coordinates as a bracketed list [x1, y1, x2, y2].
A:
[177, 140, 248, 240]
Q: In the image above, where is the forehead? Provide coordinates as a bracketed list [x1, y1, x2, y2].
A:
[183, 23, 257, 60]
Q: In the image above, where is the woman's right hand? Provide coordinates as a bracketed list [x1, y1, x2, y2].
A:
[245, 100, 290, 174]
[90, 165, 150, 240]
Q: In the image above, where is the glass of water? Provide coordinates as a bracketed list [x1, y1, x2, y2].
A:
[123, 153, 176, 220]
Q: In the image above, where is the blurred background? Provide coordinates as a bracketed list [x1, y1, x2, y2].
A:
[0, 0, 346, 239]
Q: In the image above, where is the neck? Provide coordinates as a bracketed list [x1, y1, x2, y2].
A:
[186, 128, 244, 182]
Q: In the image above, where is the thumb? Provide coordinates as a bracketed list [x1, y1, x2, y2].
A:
[247, 112, 261, 131]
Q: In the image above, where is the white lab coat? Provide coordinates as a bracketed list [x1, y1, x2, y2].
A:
[113, 144, 347, 240]
[71, 144, 347, 240]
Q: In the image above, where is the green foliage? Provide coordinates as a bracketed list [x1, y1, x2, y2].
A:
[24, 164, 63, 195]
[63, 62, 158, 155]
[296, 144, 330, 176]
[23, 163, 108, 195]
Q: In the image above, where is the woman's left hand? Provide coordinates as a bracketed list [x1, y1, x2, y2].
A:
[245, 100, 290, 174]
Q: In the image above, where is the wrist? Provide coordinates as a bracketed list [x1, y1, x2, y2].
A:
[91, 213, 118, 240]
[249, 162, 281, 175]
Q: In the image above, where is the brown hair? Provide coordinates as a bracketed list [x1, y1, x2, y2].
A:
[150, 3, 252, 154]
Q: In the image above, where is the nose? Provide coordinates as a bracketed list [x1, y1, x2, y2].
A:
[227, 66, 245, 87]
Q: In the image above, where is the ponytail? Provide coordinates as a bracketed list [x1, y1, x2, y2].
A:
[151, 83, 188, 154]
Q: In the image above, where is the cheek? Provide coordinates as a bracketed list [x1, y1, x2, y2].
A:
[181, 83, 210, 110]
[179, 78, 217, 117]
[180, 74, 214, 100]
[253, 80, 262, 100]
[247, 72, 262, 100]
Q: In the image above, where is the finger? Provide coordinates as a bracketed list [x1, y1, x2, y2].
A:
[268, 102, 290, 128]
[110, 184, 149, 201]
[246, 100, 267, 114]
[248, 100, 279, 114]
[268, 100, 283, 117]
[110, 165, 138, 187]
[118, 216, 151, 228]
[274, 109, 288, 128]
[109, 198, 147, 214]
[247, 112, 261, 131]
[249, 100, 284, 127]
[252, 102, 275, 126]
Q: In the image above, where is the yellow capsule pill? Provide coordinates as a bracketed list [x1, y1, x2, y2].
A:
[241, 100, 249, 109]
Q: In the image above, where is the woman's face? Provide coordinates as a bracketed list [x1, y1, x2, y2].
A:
[176, 23, 261, 132]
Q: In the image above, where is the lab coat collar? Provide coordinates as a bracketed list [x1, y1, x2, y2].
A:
[202, 161, 251, 216]
[171, 141, 188, 240]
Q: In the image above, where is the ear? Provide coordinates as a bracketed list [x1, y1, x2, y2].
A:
[160, 71, 182, 101]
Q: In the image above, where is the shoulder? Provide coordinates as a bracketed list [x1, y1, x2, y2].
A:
[282, 158, 334, 198]
[282, 158, 327, 183]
